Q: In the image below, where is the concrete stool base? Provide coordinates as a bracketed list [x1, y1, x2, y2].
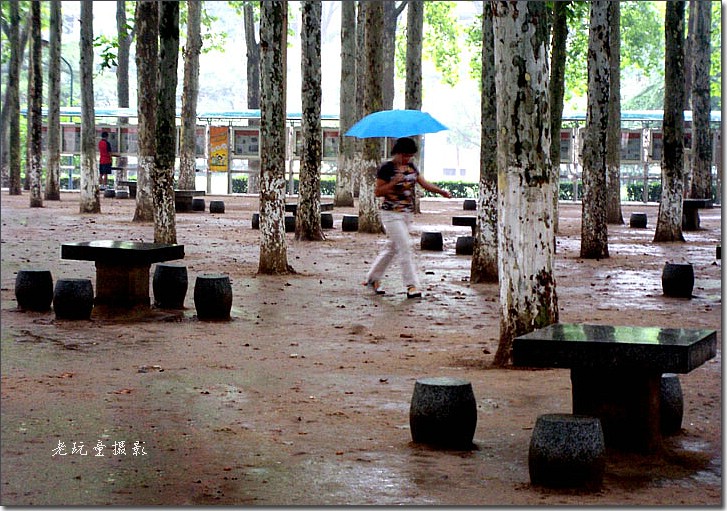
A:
[103, 188, 116, 198]
[284, 216, 296, 232]
[629, 212, 647, 228]
[342, 215, 358, 232]
[660, 373, 683, 435]
[321, 212, 334, 229]
[420, 232, 443, 251]
[192, 198, 206, 212]
[409, 377, 477, 449]
[53, 278, 94, 320]
[252, 213, 260, 230]
[463, 199, 477, 210]
[661, 262, 694, 298]
[194, 274, 232, 321]
[15, 269, 54, 312]
[209, 200, 225, 214]
[115, 190, 129, 199]
[455, 236, 475, 255]
[529, 413, 605, 490]
[153, 263, 188, 309]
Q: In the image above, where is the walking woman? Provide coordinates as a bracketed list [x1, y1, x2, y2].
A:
[364, 137, 451, 298]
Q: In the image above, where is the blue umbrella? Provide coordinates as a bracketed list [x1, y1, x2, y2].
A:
[345, 109, 448, 139]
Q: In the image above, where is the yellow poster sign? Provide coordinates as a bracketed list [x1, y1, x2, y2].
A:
[208, 126, 229, 172]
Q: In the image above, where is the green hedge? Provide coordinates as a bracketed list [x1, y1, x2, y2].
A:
[626, 182, 662, 202]
[231, 176, 338, 195]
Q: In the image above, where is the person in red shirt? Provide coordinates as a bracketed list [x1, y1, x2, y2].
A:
[98, 131, 113, 188]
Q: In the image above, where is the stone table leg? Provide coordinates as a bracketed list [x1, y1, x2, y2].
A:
[95, 262, 151, 308]
[570, 368, 662, 453]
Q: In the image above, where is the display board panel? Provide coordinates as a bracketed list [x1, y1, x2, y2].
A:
[120, 126, 138, 154]
[620, 130, 643, 163]
[232, 128, 260, 156]
[322, 130, 339, 159]
[560, 129, 574, 163]
[61, 125, 81, 153]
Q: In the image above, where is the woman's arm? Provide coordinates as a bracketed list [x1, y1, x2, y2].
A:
[417, 175, 452, 198]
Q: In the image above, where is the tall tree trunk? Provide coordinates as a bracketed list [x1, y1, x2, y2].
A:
[115, 0, 131, 189]
[259, 1, 293, 274]
[28, 0, 43, 208]
[133, 0, 157, 223]
[689, 0, 712, 200]
[654, 2, 686, 242]
[79, 0, 100, 213]
[296, 0, 324, 242]
[492, 0, 558, 367]
[45, 0, 62, 201]
[179, 0, 202, 191]
[381, 1, 405, 110]
[405, 0, 423, 215]
[334, 0, 356, 207]
[353, 2, 366, 199]
[606, 1, 623, 224]
[470, 1, 497, 284]
[580, 1, 610, 259]
[683, 0, 696, 109]
[244, 3, 262, 194]
[7, 1, 24, 195]
[358, 2, 385, 234]
[153, 0, 179, 244]
[548, 1, 568, 234]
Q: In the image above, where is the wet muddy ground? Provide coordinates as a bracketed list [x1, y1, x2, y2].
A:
[0, 192, 721, 505]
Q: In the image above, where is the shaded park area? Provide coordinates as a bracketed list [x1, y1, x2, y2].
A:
[0, 192, 721, 505]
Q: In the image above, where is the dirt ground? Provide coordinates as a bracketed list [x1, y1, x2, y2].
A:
[0, 191, 721, 506]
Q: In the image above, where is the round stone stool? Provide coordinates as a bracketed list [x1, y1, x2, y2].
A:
[103, 188, 116, 198]
[321, 212, 334, 229]
[409, 377, 477, 449]
[420, 232, 443, 251]
[192, 197, 206, 212]
[528, 414, 605, 490]
[629, 212, 647, 228]
[53, 278, 94, 320]
[341, 215, 359, 232]
[15, 269, 53, 311]
[194, 274, 232, 321]
[661, 262, 694, 298]
[251, 213, 260, 230]
[209, 200, 225, 214]
[153, 263, 188, 309]
[284, 215, 296, 232]
[455, 236, 475, 255]
[463, 199, 477, 211]
[115, 190, 129, 199]
[660, 373, 683, 435]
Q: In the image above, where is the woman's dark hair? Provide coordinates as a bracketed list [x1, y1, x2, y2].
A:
[391, 137, 418, 155]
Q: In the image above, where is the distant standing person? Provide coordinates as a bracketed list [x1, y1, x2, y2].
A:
[364, 137, 452, 298]
[98, 131, 113, 188]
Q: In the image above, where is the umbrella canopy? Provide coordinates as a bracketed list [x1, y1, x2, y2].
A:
[345, 109, 448, 139]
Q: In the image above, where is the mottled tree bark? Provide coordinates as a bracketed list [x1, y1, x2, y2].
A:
[115, 0, 131, 189]
[79, 0, 100, 213]
[580, 1, 610, 259]
[7, 1, 23, 195]
[548, 1, 568, 234]
[133, 0, 157, 223]
[259, 1, 293, 274]
[28, 0, 43, 208]
[244, 3, 262, 194]
[296, 0, 324, 242]
[358, 1, 384, 234]
[153, 1, 179, 244]
[470, 1, 497, 284]
[334, 0, 356, 207]
[492, 1, 558, 367]
[45, 0, 62, 201]
[405, 0, 424, 215]
[654, 2, 686, 243]
[689, 0, 712, 200]
[179, 0, 202, 191]
[606, 1, 623, 225]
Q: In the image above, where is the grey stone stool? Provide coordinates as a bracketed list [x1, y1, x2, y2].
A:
[528, 413, 605, 490]
[342, 215, 358, 232]
[192, 197, 206, 212]
[321, 212, 334, 229]
[463, 199, 477, 210]
[194, 274, 232, 321]
[15, 269, 54, 312]
[456, 236, 475, 255]
[53, 278, 94, 320]
[660, 373, 683, 435]
[629, 212, 647, 228]
[661, 262, 694, 298]
[420, 232, 443, 251]
[251, 212, 260, 229]
[153, 263, 188, 309]
[103, 188, 116, 198]
[209, 200, 225, 214]
[115, 190, 129, 199]
[409, 377, 477, 449]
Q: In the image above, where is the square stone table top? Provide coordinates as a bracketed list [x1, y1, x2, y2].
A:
[61, 240, 184, 266]
[513, 323, 717, 374]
